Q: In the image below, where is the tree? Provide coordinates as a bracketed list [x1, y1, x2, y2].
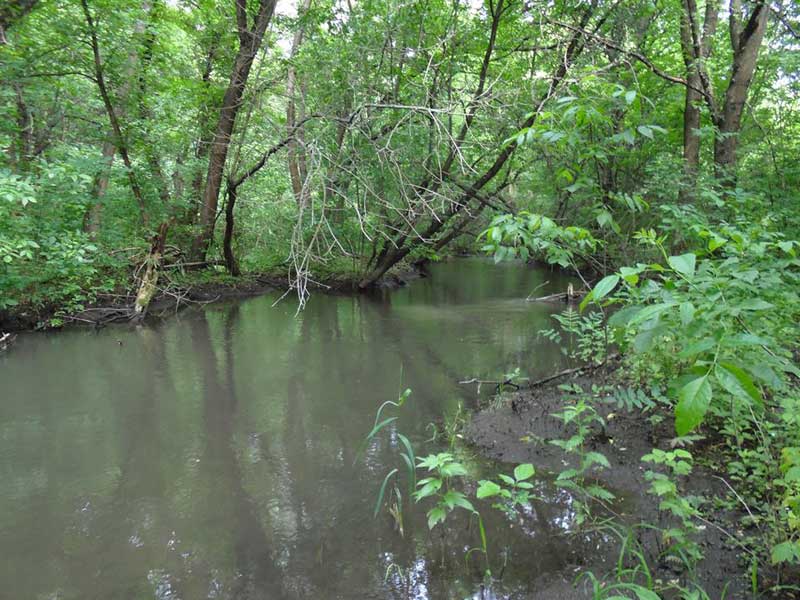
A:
[0, 0, 39, 44]
[681, 0, 770, 182]
[192, 0, 279, 261]
[679, 0, 719, 178]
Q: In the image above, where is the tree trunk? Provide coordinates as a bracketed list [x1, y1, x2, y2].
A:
[286, 0, 312, 207]
[82, 1, 154, 233]
[84, 140, 116, 235]
[133, 221, 169, 320]
[679, 0, 719, 181]
[189, 39, 218, 224]
[682, 72, 702, 175]
[192, 0, 278, 261]
[13, 84, 33, 165]
[713, 1, 769, 181]
[222, 181, 240, 276]
[81, 0, 149, 227]
[0, 0, 38, 43]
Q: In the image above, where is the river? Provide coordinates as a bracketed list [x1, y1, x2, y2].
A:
[0, 258, 587, 599]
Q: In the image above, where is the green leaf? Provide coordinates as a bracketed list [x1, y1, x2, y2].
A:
[621, 129, 635, 144]
[498, 474, 515, 486]
[440, 462, 468, 477]
[556, 468, 579, 481]
[399, 453, 415, 495]
[619, 266, 641, 285]
[608, 305, 642, 328]
[580, 274, 619, 311]
[738, 298, 774, 311]
[427, 506, 447, 529]
[596, 209, 615, 229]
[729, 333, 771, 347]
[650, 478, 676, 496]
[624, 90, 637, 104]
[586, 484, 615, 501]
[771, 541, 800, 565]
[716, 362, 762, 408]
[513, 463, 535, 481]
[633, 327, 662, 353]
[365, 417, 397, 442]
[748, 363, 782, 388]
[679, 302, 695, 326]
[632, 588, 661, 600]
[583, 451, 610, 469]
[443, 490, 473, 511]
[637, 125, 653, 139]
[708, 234, 727, 251]
[627, 302, 677, 326]
[667, 253, 696, 278]
[374, 469, 398, 518]
[476, 480, 502, 499]
[397, 433, 416, 493]
[674, 375, 712, 436]
[414, 477, 442, 500]
[677, 337, 715, 359]
[356, 416, 398, 460]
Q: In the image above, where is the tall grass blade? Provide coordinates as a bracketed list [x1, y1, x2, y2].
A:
[374, 468, 398, 518]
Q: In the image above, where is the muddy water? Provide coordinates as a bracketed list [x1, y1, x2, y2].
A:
[1, 259, 589, 600]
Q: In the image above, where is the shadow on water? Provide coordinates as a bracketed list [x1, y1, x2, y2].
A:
[191, 307, 285, 599]
[0, 258, 614, 599]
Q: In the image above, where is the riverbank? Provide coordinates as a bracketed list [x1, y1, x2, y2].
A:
[465, 368, 791, 599]
[0, 263, 430, 333]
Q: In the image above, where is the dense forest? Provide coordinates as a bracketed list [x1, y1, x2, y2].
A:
[2, 0, 800, 598]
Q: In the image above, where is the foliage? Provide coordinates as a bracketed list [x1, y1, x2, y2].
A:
[642, 449, 703, 567]
[576, 202, 800, 575]
[413, 452, 475, 530]
[476, 463, 535, 517]
[541, 307, 608, 365]
[480, 212, 599, 270]
[549, 384, 615, 524]
[0, 166, 123, 318]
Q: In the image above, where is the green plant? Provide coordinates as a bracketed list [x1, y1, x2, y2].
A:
[603, 385, 658, 414]
[413, 452, 475, 529]
[550, 385, 615, 524]
[361, 388, 417, 528]
[576, 521, 660, 600]
[577, 215, 800, 576]
[476, 463, 536, 517]
[480, 212, 600, 271]
[773, 446, 800, 566]
[542, 307, 608, 365]
[413, 452, 493, 576]
[597, 226, 798, 438]
[641, 449, 704, 569]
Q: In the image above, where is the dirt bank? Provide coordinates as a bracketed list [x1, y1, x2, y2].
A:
[465, 370, 780, 599]
[0, 265, 429, 333]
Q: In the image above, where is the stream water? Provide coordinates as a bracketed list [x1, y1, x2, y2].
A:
[1, 258, 592, 599]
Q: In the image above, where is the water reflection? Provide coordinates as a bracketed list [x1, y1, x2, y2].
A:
[0, 258, 596, 599]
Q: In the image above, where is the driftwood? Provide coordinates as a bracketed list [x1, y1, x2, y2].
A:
[458, 376, 522, 393]
[0, 332, 16, 351]
[526, 282, 589, 303]
[133, 223, 169, 320]
[527, 353, 620, 388]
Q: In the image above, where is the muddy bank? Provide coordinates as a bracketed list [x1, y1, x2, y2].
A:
[465, 370, 769, 599]
[0, 275, 280, 333]
[0, 264, 429, 333]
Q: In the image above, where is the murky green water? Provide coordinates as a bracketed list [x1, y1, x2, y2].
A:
[1, 258, 587, 599]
